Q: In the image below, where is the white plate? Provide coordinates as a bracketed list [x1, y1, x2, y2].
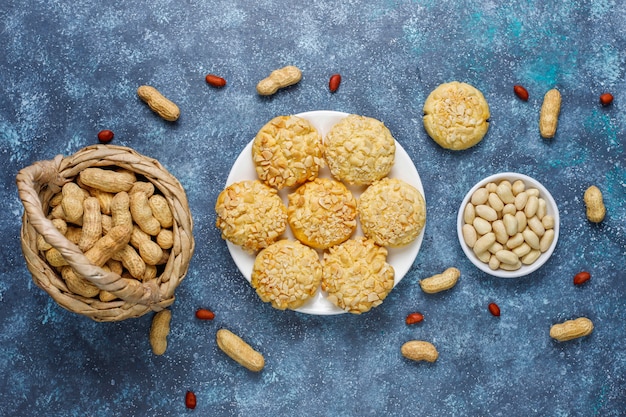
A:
[224, 110, 426, 315]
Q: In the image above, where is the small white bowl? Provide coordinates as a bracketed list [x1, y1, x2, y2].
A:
[457, 172, 560, 278]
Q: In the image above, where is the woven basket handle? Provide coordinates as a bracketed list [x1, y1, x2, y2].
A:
[16, 157, 161, 306]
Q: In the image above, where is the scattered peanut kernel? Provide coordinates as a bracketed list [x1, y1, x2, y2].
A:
[573, 271, 591, 286]
[97, 129, 115, 143]
[599, 93, 613, 106]
[195, 308, 215, 320]
[488, 302, 501, 316]
[405, 312, 424, 325]
[185, 391, 197, 409]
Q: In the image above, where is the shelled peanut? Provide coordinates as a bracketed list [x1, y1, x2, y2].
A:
[461, 179, 556, 271]
[39, 166, 176, 300]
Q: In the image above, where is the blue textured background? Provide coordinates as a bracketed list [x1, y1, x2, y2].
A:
[1, 0, 625, 416]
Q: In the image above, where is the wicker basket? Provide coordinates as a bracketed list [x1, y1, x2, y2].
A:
[16, 145, 194, 322]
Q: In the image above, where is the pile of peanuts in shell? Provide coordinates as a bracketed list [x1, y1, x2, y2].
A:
[461, 178, 556, 271]
[39, 167, 175, 302]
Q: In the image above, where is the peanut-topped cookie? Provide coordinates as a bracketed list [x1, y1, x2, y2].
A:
[251, 239, 322, 310]
[252, 115, 324, 190]
[287, 178, 357, 250]
[322, 237, 395, 314]
[423, 81, 490, 150]
[215, 180, 287, 253]
[358, 178, 426, 247]
[324, 115, 396, 185]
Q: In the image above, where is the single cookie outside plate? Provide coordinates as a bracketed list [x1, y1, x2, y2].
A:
[423, 81, 490, 150]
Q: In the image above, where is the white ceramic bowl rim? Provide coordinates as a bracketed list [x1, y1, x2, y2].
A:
[457, 172, 560, 278]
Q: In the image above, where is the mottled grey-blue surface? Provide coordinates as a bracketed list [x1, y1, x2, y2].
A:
[1, 0, 625, 416]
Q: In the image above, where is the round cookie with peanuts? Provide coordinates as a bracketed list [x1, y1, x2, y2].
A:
[358, 177, 426, 247]
[322, 237, 395, 314]
[324, 114, 396, 185]
[287, 178, 357, 250]
[251, 239, 322, 310]
[215, 180, 287, 254]
[252, 115, 325, 190]
[423, 81, 490, 150]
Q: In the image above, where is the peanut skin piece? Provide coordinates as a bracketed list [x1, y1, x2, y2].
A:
[550, 317, 594, 342]
[137, 85, 180, 121]
[420, 267, 461, 294]
[539, 88, 561, 138]
[216, 328, 265, 372]
[401, 340, 439, 362]
[150, 309, 172, 355]
[256, 65, 302, 96]
[583, 185, 606, 223]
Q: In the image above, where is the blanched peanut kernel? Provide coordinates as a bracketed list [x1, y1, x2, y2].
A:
[522, 249, 541, 265]
[512, 180, 525, 195]
[473, 232, 496, 255]
[524, 195, 539, 218]
[496, 182, 515, 204]
[540, 229, 555, 252]
[462, 224, 477, 248]
[528, 216, 546, 237]
[463, 203, 476, 224]
[505, 233, 524, 249]
[488, 193, 504, 212]
[475, 204, 498, 222]
[515, 211, 527, 232]
[471, 188, 489, 205]
[502, 203, 517, 216]
[503, 213, 518, 236]
[495, 249, 519, 265]
[512, 242, 531, 258]
[492, 220, 508, 244]
[542, 215, 555, 229]
[473, 217, 492, 235]
[522, 228, 540, 250]
[485, 182, 497, 193]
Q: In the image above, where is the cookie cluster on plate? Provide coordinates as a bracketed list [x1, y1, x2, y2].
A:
[215, 114, 426, 314]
